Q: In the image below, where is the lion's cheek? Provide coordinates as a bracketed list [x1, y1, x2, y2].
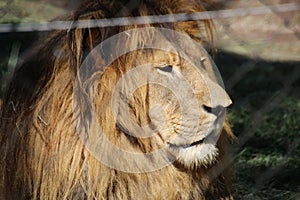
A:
[149, 104, 166, 131]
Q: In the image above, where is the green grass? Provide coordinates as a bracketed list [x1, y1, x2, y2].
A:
[216, 52, 300, 199]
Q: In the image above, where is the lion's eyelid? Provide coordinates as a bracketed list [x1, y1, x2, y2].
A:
[156, 65, 173, 73]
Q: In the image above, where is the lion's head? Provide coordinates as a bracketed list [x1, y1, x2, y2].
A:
[0, 0, 234, 199]
[72, 27, 233, 173]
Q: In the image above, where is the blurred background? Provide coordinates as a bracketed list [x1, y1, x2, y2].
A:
[0, 0, 299, 199]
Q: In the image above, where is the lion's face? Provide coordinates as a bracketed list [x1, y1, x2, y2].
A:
[108, 49, 232, 170]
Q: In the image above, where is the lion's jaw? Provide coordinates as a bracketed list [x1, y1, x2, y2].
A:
[173, 142, 219, 168]
[162, 105, 226, 168]
[168, 123, 223, 168]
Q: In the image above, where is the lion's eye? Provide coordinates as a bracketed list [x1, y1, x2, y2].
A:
[156, 65, 173, 73]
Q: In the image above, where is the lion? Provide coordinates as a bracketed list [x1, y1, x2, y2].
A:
[0, 0, 234, 199]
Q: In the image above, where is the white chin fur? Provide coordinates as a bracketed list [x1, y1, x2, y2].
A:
[173, 143, 219, 168]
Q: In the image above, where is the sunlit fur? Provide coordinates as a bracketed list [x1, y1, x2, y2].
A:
[0, 0, 234, 199]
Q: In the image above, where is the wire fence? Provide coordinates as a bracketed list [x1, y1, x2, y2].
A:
[0, 3, 299, 32]
[0, 0, 300, 199]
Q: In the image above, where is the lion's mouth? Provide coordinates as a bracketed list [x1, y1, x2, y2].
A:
[189, 138, 205, 147]
[168, 136, 206, 149]
[169, 129, 215, 149]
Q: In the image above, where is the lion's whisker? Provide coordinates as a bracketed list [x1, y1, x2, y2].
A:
[38, 115, 48, 126]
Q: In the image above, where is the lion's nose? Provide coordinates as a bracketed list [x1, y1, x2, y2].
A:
[203, 105, 226, 117]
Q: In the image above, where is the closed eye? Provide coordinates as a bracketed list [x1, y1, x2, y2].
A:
[156, 65, 173, 73]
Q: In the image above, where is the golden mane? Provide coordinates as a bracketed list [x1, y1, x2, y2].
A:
[0, 0, 234, 199]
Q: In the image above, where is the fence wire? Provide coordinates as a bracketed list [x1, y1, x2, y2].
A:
[0, 3, 299, 32]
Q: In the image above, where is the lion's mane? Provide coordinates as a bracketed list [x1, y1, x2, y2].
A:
[0, 0, 234, 199]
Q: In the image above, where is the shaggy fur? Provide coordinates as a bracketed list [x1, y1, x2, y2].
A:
[0, 0, 234, 199]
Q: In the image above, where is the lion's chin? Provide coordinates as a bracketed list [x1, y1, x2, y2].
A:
[170, 143, 219, 169]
